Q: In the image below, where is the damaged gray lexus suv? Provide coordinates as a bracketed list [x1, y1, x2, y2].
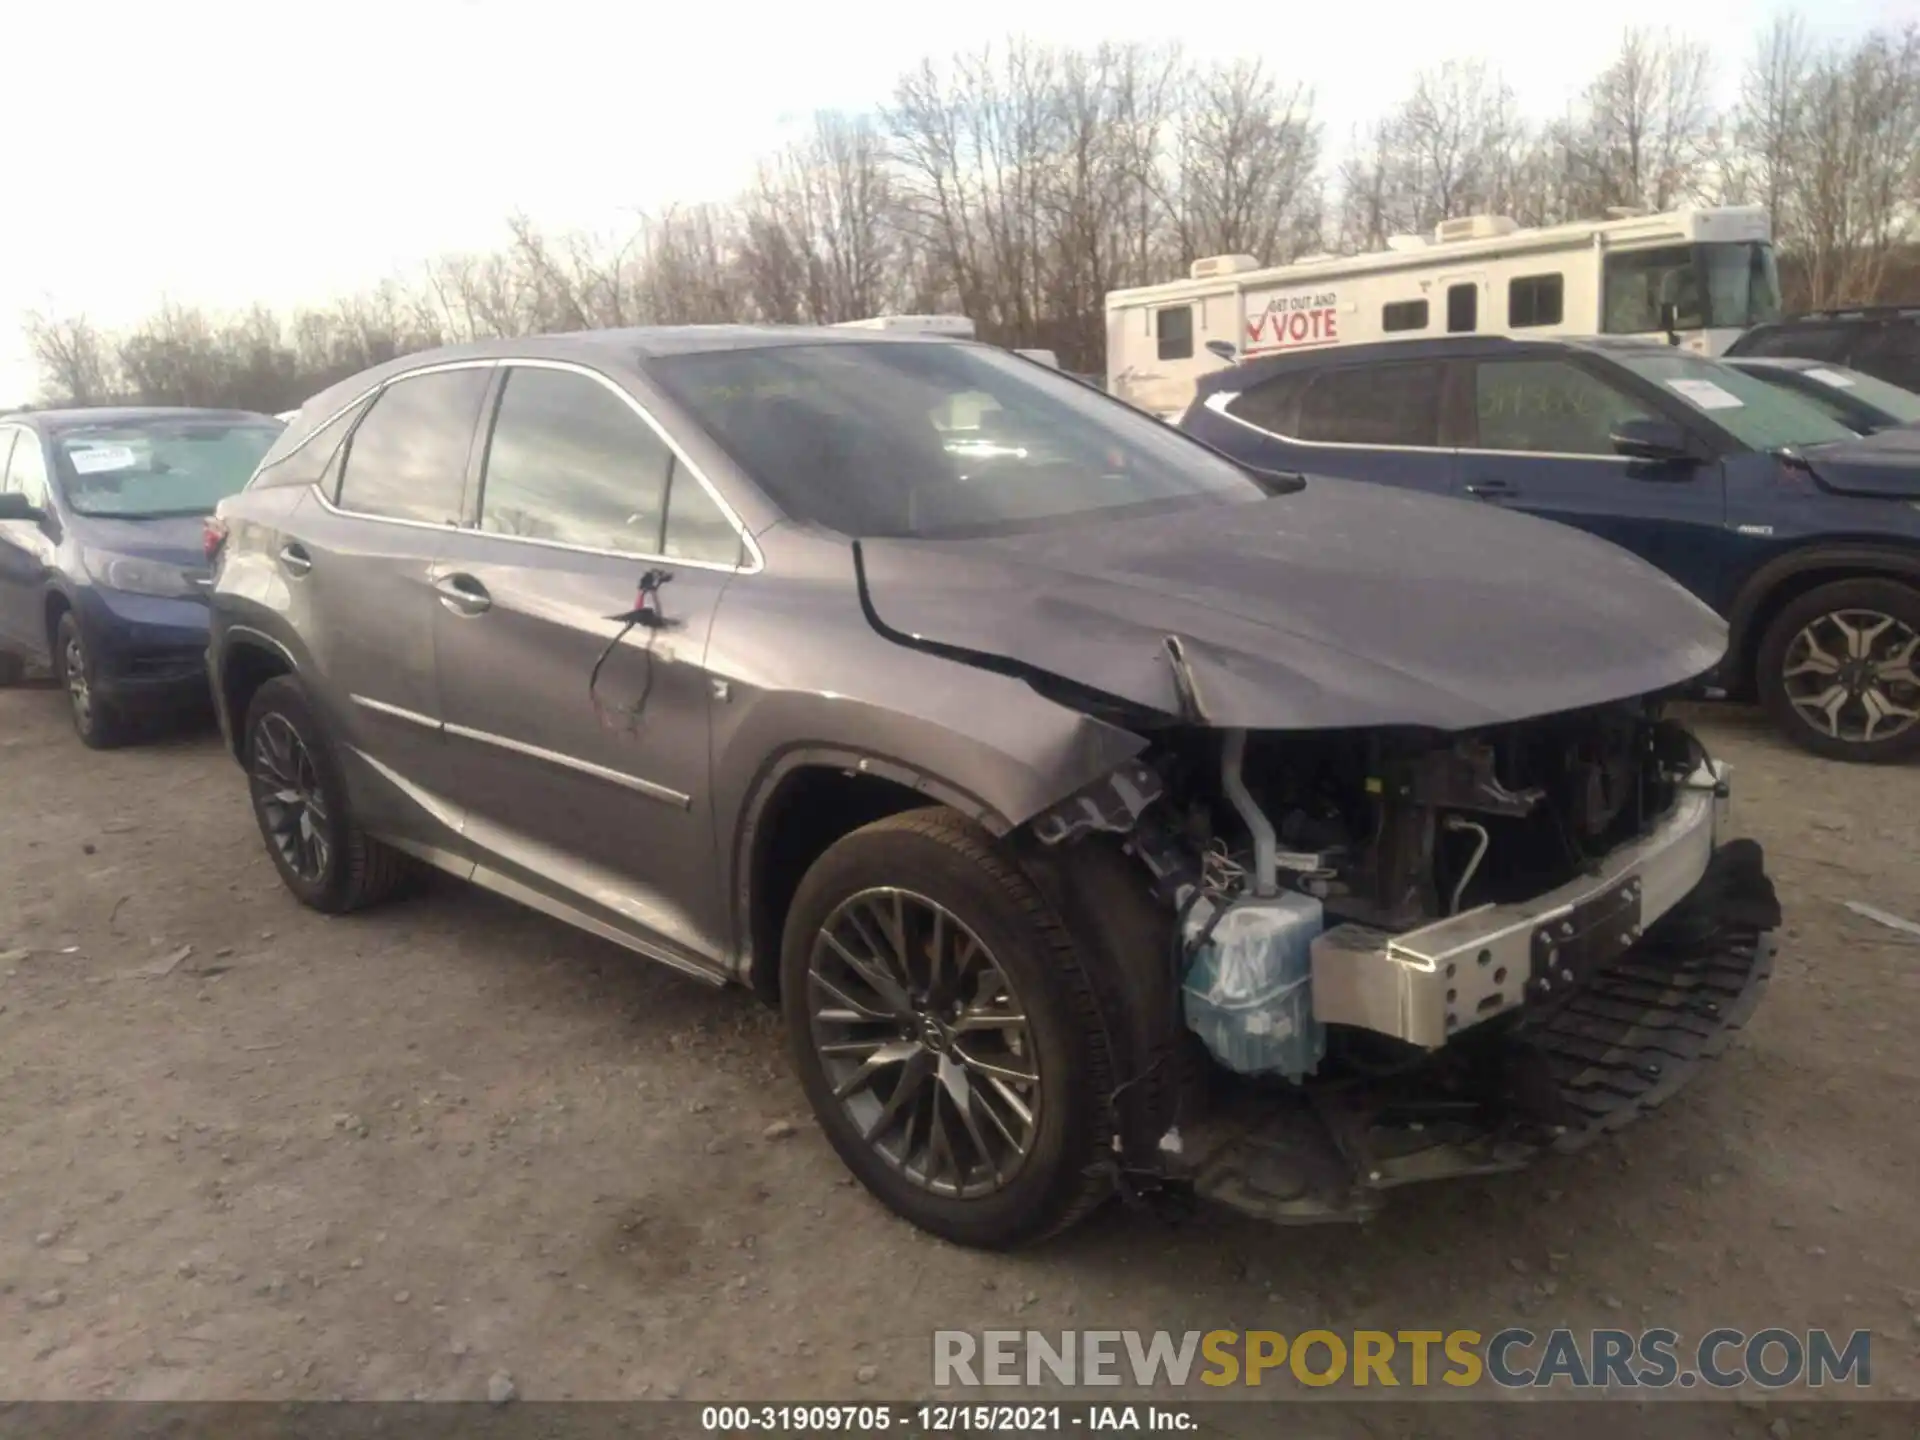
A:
[206, 327, 1781, 1248]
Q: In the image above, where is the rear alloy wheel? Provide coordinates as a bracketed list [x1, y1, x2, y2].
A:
[53, 613, 131, 749]
[244, 675, 412, 913]
[1758, 578, 1920, 763]
[780, 808, 1115, 1249]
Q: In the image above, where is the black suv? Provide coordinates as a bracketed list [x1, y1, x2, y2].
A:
[1181, 335, 1920, 763]
[1726, 307, 1920, 393]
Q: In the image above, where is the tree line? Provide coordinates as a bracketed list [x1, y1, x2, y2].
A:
[20, 15, 1919, 412]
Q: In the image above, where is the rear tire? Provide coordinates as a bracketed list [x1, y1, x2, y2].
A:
[243, 675, 412, 913]
[53, 613, 132, 749]
[1756, 577, 1920, 763]
[780, 808, 1115, 1249]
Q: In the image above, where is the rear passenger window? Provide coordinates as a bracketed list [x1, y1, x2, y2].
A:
[1156, 306, 1193, 361]
[1474, 359, 1659, 457]
[1297, 363, 1443, 447]
[1382, 300, 1429, 333]
[1508, 274, 1564, 328]
[1224, 372, 1313, 436]
[336, 369, 490, 524]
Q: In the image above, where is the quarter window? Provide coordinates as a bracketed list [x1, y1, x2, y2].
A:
[336, 368, 490, 523]
[1224, 372, 1313, 436]
[1382, 300, 1429, 333]
[1156, 306, 1194, 361]
[251, 395, 373, 491]
[1508, 274, 1564, 329]
[1473, 359, 1659, 457]
[1296, 363, 1444, 447]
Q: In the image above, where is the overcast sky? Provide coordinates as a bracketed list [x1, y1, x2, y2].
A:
[1, 0, 1903, 404]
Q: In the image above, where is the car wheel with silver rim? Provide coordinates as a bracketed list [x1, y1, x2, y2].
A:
[52, 611, 129, 749]
[780, 808, 1115, 1248]
[1758, 577, 1920, 763]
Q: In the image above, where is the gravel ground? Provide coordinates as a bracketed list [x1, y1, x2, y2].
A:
[1, 681, 1916, 1417]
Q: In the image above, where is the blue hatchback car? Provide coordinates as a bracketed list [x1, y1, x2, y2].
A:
[0, 407, 284, 747]
[1180, 336, 1920, 763]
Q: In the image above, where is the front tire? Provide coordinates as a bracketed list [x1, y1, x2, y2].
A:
[53, 612, 131, 749]
[780, 808, 1116, 1249]
[243, 675, 412, 913]
[1757, 578, 1920, 763]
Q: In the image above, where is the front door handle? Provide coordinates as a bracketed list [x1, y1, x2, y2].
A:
[433, 572, 491, 616]
[1464, 479, 1518, 500]
[278, 542, 313, 576]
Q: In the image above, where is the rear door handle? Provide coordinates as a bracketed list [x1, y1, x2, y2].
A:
[278, 543, 313, 576]
[433, 572, 491, 616]
[1464, 479, 1518, 500]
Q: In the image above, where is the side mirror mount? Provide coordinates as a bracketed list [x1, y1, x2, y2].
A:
[1658, 301, 1681, 347]
[0, 492, 41, 522]
[1205, 339, 1238, 363]
[1611, 417, 1703, 467]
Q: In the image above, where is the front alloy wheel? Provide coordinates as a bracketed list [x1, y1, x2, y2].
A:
[781, 808, 1115, 1248]
[1759, 578, 1920, 763]
[808, 887, 1041, 1199]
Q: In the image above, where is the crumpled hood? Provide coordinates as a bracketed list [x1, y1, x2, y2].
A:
[1798, 428, 1920, 499]
[856, 480, 1727, 732]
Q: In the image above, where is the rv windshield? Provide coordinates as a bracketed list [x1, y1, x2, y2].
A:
[1602, 243, 1782, 335]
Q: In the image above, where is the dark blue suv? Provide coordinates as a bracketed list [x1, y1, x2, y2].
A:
[0, 407, 283, 748]
[1181, 336, 1920, 763]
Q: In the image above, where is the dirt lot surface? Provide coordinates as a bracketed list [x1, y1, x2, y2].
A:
[1, 680, 1916, 1418]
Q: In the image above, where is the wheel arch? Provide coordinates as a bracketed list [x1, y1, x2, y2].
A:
[213, 625, 299, 761]
[733, 746, 1013, 1006]
[1725, 543, 1920, 696]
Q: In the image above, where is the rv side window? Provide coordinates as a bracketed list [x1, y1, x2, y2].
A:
[1508, 275, 1564, 329]
[1297, 362, 1443, 447]
[1156, 306, 1194, 361]
[1382, 300, 1429, 334]
[1447, 284, 1478, 334]
[1225, 372, 1313, 436]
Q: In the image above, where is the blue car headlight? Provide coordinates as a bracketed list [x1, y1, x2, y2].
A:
[83, 549, 196, 599]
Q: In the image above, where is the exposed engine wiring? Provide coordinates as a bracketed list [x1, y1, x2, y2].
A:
[1444, 816, 1490, 916]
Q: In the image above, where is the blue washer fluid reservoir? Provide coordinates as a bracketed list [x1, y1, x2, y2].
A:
[1179, 891, 1327, 1082]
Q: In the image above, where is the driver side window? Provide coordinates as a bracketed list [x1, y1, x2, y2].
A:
[4, 431, 50, 508]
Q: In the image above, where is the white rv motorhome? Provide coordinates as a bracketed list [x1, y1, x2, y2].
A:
[1105, 205, 1780, 419]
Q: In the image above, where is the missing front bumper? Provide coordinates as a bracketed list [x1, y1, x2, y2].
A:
[1170, 835, 1778, 1226]
[1309, 761, 1731, 1049]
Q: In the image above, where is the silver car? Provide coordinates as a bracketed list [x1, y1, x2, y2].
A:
[207, 328, 1780, 1247]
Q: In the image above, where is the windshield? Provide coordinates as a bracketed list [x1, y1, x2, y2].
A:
[54, 419, 283, 518]
[1613, 352, 1859, 450]
[648, 341, 1266, 538]
[1787, 365, 1920, 427]
[1603, 243, 1783, 334]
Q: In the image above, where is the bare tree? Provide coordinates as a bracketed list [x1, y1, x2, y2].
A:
[1582, 28, 1716, 212]
[1166, 59, 1321, 265]
[1733, 15, 1813, 235]
[23, 312, 117, 404]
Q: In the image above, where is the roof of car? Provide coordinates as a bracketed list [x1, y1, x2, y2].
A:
[1197, 334, 1680, 394]
[12, 406, 276, 434]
